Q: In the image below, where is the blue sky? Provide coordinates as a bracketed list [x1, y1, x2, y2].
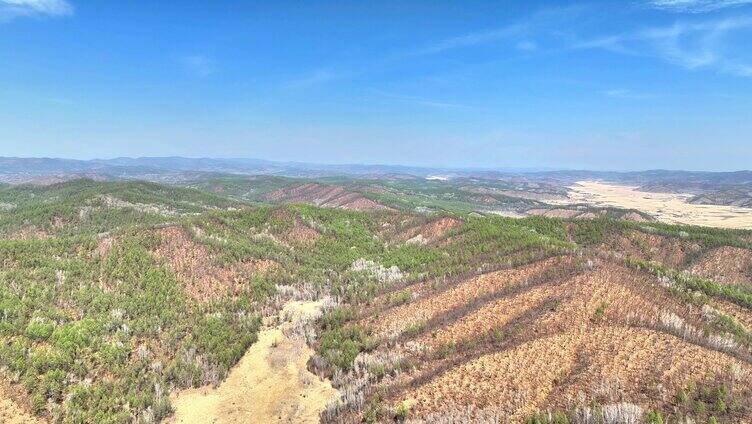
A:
[1, 0, 751, 171]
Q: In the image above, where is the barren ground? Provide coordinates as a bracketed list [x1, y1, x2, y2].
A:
[169, 300, 337, 424]
[563, 181, 752, 229]
[0, 382, 44, 424]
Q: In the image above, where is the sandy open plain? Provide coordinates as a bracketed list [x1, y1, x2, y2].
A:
[563, 181, 752, 229]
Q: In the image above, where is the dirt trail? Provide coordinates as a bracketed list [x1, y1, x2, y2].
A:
[168, 299, 337, 424]
[562, 181, 752, 229]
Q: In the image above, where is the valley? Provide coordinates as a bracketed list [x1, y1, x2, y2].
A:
[7, 0, 752, 422]
[564, 181, 752, 230]
[0, 173, 749, 423]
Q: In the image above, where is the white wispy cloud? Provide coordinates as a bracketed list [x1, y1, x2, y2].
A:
[178, 55, 215, 77]
[285, 69, 348, 89]
[415, 25, 525, 56]
[576, 16, 752, 77]
[646, 0, 752, 13]
[601, 89, 657, 99]
[0, 0, 73, 20]
[371, 89, 478, 110]
[410, 5, 585, 56]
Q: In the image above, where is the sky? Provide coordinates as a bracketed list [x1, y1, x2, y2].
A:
[1, 0, 751, 171]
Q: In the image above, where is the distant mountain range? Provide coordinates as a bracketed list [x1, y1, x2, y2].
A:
[0, 156, 750, 188]
[0, 156, 556, 180]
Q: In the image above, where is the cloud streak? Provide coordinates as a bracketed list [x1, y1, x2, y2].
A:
[646, 0, 752, 13]
[601, 89, 657, 99]
[415, 25, 525, 56]
[410, 5, 585, 57]
[285, 69, 349, 89]
[576, 16, 752, 77]
[0, 0, 73, 20]
[371, 89, 479, 110]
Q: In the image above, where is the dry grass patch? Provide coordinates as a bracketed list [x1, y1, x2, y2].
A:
[521, 264, 678, 337]
[404, 326, 752, 422]
[603, 230, 693, 268]
[546, 326, 752, 412]
[284, 219, 320, 244]
[0, 380, 45, 424]
[153, 226, 277, 302]
[418, 262, 669, 349]
[565, 181, 752, 229]
[406, 332, 583, 422]
[264, 183, 390, 211]
[709, 299, 752, 332]
[6, 226, 50, 240]
[170, 300, 337, 424]
[689, 246, 752, 289]
[392, 261, 752, 422]
[526, 208, 583, 219]
[399, 216, 462, 245]
[369, 256, 570, 338]
[418, 283, 556, 348]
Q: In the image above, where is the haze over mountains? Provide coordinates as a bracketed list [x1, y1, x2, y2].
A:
[1, 156, 751, 183]
[4, 0, 752, 422]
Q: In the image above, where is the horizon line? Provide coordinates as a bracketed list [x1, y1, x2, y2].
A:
[0, 155, 750, 174]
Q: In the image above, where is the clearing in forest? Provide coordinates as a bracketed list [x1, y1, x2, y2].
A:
[169, 300, 338, 424]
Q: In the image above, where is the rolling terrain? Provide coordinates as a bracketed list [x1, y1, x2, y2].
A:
[2, 156, 751, 227]
[0, 176, 750, 423]
[320, 217, 752, 423]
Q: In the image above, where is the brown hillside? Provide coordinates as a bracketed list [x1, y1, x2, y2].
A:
[366, 255, 576, 339]
[152, 226, 277, 302]
[601, 230, 695, 268]
[396, 216, 462, 245]
[263, 183, 390, 211]
[689, 246, 752, 289]
[344, 254, 752, 423]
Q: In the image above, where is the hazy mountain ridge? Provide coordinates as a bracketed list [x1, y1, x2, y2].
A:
[1, 156, 751, 182]
[2, 157, 752, 211]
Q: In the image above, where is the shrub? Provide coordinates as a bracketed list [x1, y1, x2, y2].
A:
[249, 276, 276, 302]
[593, 302, 608, 321]
[320, 307, 356, 331]
[645, 411, 664, 424]
[194, 312, 260, 371]
[25, 318, 55, 341]
[388, 290, 412, 306]
[694, 400, 707, 414]
[490, 327, 505, 343]
[715, 398, 727, 413]
[435, 342, 456, 359]
[363, 396, 384, 423]
[404, 320, 426, 336]
[675, 389, 689, 404]
[31, 391, 46, 414]
[394, 401, 409, 422]
[525, 411, 569, 424]
[318, 325, 370, 371]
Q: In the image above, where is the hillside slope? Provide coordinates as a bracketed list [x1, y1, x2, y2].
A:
[264, 183, 391, 211]
[317, 218, 752, 423]
[0, 180, 751, 423]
